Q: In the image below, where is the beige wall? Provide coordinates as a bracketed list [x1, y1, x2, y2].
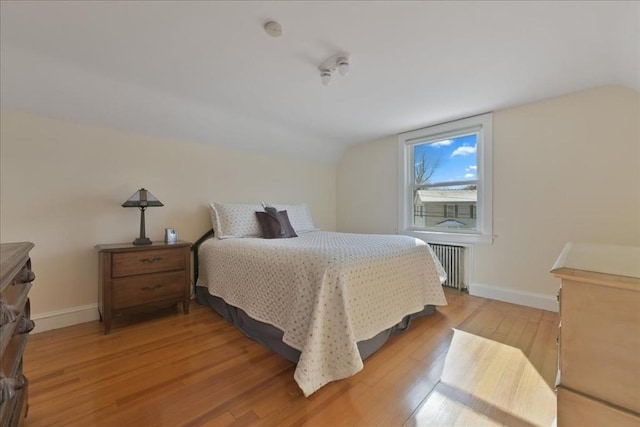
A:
[337, 86, 640, 299]
[2, 85, 637, 319]
[0, 111, 336, 316]
[337, 135, 399, 234]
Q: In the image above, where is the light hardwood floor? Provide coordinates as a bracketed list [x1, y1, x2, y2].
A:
[23, 290, 559, 426]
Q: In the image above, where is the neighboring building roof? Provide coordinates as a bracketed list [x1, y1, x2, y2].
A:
[416, 189, 477, 203]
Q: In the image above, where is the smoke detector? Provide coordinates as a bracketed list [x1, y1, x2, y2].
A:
[264, 21, 282, 37]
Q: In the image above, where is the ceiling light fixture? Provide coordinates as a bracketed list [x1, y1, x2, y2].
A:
[318, 52, 350, 86]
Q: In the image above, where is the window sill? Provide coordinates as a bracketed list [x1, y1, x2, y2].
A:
[400, 229, 494, 245]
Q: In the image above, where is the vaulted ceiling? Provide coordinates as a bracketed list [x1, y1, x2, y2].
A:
[1, 1, 638, 163]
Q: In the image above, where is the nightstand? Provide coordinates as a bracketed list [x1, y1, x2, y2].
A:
[96, 241, 191, 334]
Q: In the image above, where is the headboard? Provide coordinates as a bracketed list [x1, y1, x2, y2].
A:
[191, 228, 215, 292]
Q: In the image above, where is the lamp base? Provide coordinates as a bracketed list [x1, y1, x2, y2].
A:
[132, 237, 152, 245]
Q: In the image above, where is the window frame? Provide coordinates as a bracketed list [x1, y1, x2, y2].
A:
[397, 113, 493, 245]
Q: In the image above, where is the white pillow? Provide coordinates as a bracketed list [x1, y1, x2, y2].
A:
[271, 203, 317, 233]
[209, 202, 263, 239]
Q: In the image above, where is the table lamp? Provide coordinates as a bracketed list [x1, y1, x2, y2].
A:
[122, 188, 164, 245]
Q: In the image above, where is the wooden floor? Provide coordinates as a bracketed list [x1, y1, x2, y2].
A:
[23, 290, 559, 426]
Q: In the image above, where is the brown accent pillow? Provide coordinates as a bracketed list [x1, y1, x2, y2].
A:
[255, 212, 280, 238]
[255, 209, 298, 239]
[277, 210, 298, 238]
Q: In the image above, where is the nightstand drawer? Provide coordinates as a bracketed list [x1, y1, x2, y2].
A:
[112, 248, 185, 277]
[112, 271, 185, 309]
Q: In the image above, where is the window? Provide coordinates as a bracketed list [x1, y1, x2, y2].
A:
[398, 113, 493, 244]
[444, 204, 457, 218]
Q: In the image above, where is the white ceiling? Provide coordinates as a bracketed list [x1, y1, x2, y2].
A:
[1, 1, 639, 164]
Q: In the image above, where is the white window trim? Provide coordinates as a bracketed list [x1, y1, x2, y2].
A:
[397, 113, 493, 245]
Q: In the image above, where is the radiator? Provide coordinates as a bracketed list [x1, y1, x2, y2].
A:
[430, 244, 466, 291]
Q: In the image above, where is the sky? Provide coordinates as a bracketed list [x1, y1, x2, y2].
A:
[414, 134, 477, 185]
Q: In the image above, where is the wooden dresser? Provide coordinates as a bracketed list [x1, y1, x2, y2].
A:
[551, 242, 640, 426]
[0, 242, 36, 427]
[96, 241, 191, 334]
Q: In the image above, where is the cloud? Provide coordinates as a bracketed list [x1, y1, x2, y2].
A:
[452, 145, 476, 157]
[464, 173, 475, 178]
[431, 139, 453, 148]
[468, 165, 477, 170]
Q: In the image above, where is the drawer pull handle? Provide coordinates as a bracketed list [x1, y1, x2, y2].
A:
[0, 303, 20, 327]
[141, 284, 163, 291]
[0, 374, 26, 403]
[140, 256, 163, 264]
[17, 268, 35, 284]
[17, 316, 35, 334]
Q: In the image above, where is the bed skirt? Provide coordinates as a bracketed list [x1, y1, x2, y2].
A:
[196, 285, 435, 363]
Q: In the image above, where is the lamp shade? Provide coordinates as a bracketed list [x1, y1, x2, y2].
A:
[122, 188, 163, 245]
[122, 188, 164, 208]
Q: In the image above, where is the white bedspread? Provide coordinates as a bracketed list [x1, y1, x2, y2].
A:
[197, 231, 448, 396]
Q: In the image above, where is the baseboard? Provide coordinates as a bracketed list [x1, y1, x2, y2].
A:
[29, 284, 557, 333]
[31, 304, 100, 333]
[31, 292, 197, 334]
[469, 283, 558, 312]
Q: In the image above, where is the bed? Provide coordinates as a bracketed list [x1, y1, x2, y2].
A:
[194, 202, 448, 396]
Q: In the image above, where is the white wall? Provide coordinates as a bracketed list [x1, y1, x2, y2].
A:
[3, 86, 637, 326]
[337, 86, 640, 310]
[0, 111, 336, 329]
[336, 135, 398, 234]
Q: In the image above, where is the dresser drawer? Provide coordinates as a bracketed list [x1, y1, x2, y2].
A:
[0, 377, 27, 427]
[1, 332, 28, 379]
[1, 264, 33, 315]
[559, 279, 640, 413]
[112, 271, 186, 309]
[0, 281, 32, 358]
[112, 248, 185, 277]
[557, 386, 640, 427]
